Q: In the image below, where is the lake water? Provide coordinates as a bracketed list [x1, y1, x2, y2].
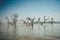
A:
[0, 23, 60, 40]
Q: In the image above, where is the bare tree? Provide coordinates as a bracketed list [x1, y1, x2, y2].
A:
[36, 18, 40, 25]
[48, 17, 54, 34]
[38, 18, 40, 23]
[26, 17, 31, 26]
[5, 17, 13, 36]
[5, 14, 18, 38]
[6, 17, 10, 35]
[40, 16, 48, 25]
[21, 20, 28, 26]
[40, 16, 49, 36]
[26, 17, 35, 29]
[11, 14, 18, 37]
[51, 18, 53, 34]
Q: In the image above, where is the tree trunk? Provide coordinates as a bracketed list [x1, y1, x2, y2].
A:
[51, 24, 53, 34]
[44, 26, 46, 36]
[14, 22, 16, 37]
[31, 22, 33, 29]
[7, 22, 9, 36]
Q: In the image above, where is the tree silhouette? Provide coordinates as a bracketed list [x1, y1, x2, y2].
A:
[5, 14, 18, 38]
[11, 14, 18, 37]
[36, 18, 40, 25]
[6, 17, 11, 36]
[38, 18, 40, 23]
[51, 17, 53, 34]
[21, 20, 28, 26]
[41, 16, 49, 36]
[48, 17, 54, 34]
[26, 17, 35, 29]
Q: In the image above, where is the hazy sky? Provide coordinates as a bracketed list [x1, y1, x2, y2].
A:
[0, 0, 60, 21]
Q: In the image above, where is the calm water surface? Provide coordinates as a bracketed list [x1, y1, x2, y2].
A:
[0, 23, 60, 40]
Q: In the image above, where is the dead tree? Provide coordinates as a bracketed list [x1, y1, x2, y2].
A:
[26, 17, 35, 29]
[21, 20, 28, 26]
[5, 17, 13, 36]
[26, 17, 31, 26]
[36, 18, 40, 25]
[5, 17, 9, 36]
[38, 18, 40, 23]
[40, 16, 48, 25]
[6, 14, 18, 37]
[41, 16, 49, 35]
[31, 17, 35, 29]
[51, 18, 53, 34]
[11, 14, 18, 37]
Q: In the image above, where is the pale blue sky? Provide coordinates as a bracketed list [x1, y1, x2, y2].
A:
[0, 0, 60, 21]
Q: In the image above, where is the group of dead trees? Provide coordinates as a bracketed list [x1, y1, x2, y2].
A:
[0, 14, 54, 37]
[21, 17, 35, 29]
[21, 16, 54, 35]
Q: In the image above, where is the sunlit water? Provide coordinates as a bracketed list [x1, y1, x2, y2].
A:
[0, 23, 60, 40]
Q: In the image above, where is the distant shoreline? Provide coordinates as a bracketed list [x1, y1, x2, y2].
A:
[34, 21, 60, 24]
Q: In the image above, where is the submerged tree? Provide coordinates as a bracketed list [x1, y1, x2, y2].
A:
[40, 16, 48, 25]
[41, 16, 49, 35]
[21, 19, 30, 26]
[11, 14, 18, 37]
[6, 17, 13, 36]
[48, 17, 54, 34]
[5, 14, 18, 38]
[31, 17, 35, 29]
[26, 17, 35, 29]
[6, 17, 10, 35]
[38, 18, 40, 23]
[51, 17, 53, 34]
[36, 18, 40, 26]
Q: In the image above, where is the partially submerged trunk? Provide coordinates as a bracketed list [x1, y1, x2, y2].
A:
[51, 18, 53, 34]
[12, 14, 18, 38]
[44, 26, 46, 36]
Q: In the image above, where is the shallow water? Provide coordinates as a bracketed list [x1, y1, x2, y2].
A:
[0, 23, 60, 40]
